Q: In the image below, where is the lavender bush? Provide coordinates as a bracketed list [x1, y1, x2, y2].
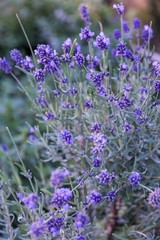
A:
[0, 3, 160, 240]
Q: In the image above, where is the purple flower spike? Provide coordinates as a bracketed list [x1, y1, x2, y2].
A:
[86, 54, 100, 69]
[62, 38, 72, 54]
[43, 112, 54, 121]
[92, 157, 102, 167]
[79, 4, 91, 26]
[87, 190, 103, 205]
[74, 53, 85, 66]
[123, 21, 130, 33]
[0, 57, 12, 74]
[47, 217, 64, 237]
[128, 172, 141, 185]
[50, 168, 70, 187]
[59, 129, 74, 145]
[155, 80, 160, 92]
[148, 188, 160, 208]
[123, 122, 132, 132]
[118, 96, 131, 109]
[51, 188, 72, 208]
[34, 68, 45, 82]
[153, 61, 160, 77]
[113, 29, 121, 40]
[22, 193, 38, 209]
[92, 132, 107, 154]
[22, 56, 34, 71]
[107, 190, 117, 201]
[133, 18, 141, 29]
[113, 3, 125, 15]
[141, 25, 153, 43]
[116, 41, 127, 56]
[96, 169, 115, 184]
[29, 218, 47, 237]
[10, 49, 23, 66]
[84, 100, 94, 108]
[79, 27, 94, 41]
[93, 32, 110, 51]
[74, 212, 90, 229]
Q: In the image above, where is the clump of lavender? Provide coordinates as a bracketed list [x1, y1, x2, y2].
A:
[0, 2, 160, 239]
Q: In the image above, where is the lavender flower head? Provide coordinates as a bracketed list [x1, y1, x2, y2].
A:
[113, 29, 121, 40]
[29, 218, 47, 238]
[51, 188, 72, 209]
[62, 38, 72, 54]
[123, 21, 130, 33]
[10, 49, 23, 66]
[79, 4, 91, 26]
[118, 96, 131, 109]
[92, 132, 107, 155]
[96, 169, 115, 184]
[155, 80, 160, 92]
[148, 188, 160, 208]
[92, 156, 102, 168]
[22, 56, 34, 71]
[153, 61, 160, 77]
[123, 122, 132, 132]
[34, 68, 45, 82]
[116, 41, 127, 56]
[50, 168, 70, 187]
[34, 44, 60, 74]
[87, 190, 103, 205]
[74, 53, 85, 66]
[141, 25, 153, 43]
[91, 122, 101, 132]
[93, 32, 110, 50]
[0, 57, 12, 74]
[79, 27, 94, 41]
[86, 54, 100, 69]
[43, 112, 54, 121]
[47, 217, 64, 237]
[128, 172, 141, 185]
[74, 212, 90, 229]
[17, 193, 38, 209]
[84, 100, 94, 108]
[59, 129, 74, 145]
[107, 190, 117, 201]
[113, 3, 125, 15]
[133, 18, 141, 29]
[1, 144, 8, 152]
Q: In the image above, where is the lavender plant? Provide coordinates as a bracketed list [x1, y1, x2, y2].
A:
[0, 2, 160, 240]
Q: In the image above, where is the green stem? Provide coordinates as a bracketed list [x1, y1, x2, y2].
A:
[16, 14, 37, 67]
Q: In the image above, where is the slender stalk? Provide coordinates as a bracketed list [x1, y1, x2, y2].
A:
[16, 14, 37, 67]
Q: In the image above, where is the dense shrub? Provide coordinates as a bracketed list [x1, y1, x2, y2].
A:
[0, 2, 160, 240]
